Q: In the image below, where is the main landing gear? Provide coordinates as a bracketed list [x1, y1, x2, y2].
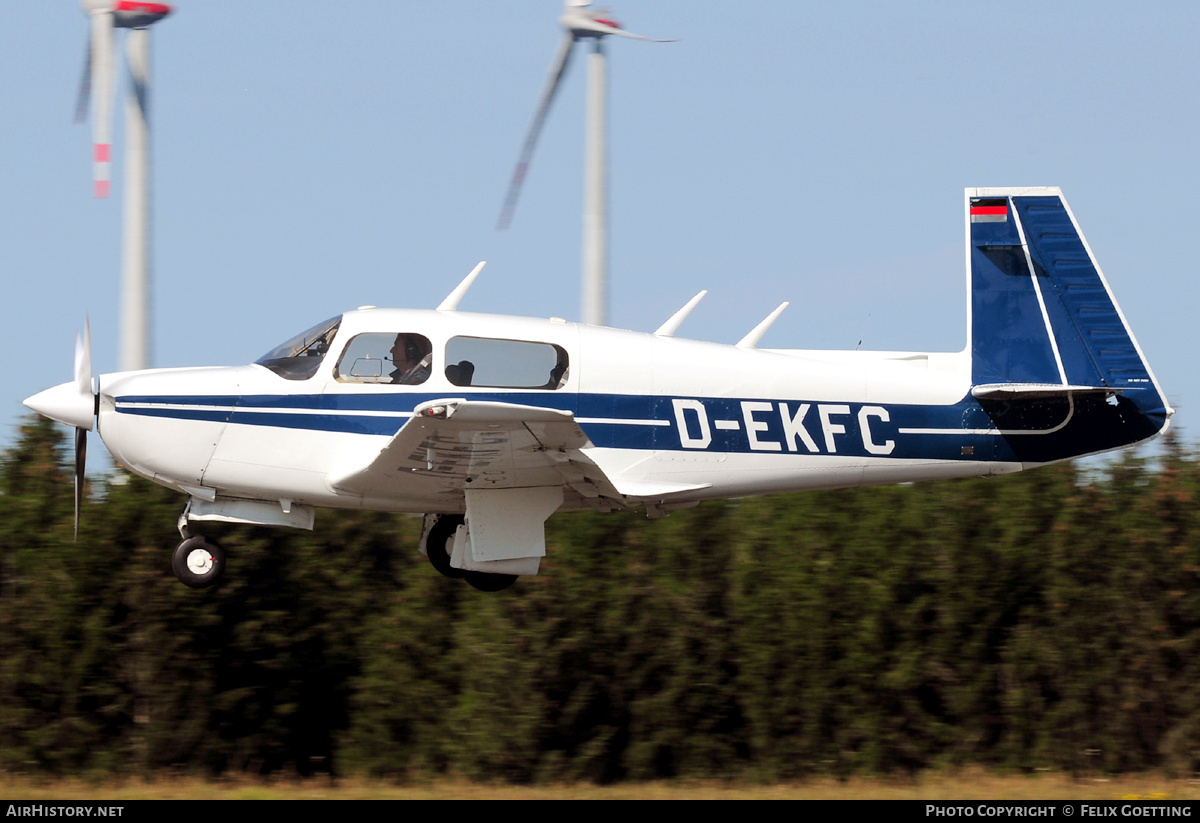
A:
[172, 535, 226, 589]
[424, 514, 517, 592]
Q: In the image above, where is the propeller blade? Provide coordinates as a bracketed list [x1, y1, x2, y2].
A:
[74, 427, 87, 542]
[72, 317, 94, 537]
[497, 33, 576, 231]
[75, 318, 93, 399]
[74, 34, 93, 124]
[88, 10, 115, 197]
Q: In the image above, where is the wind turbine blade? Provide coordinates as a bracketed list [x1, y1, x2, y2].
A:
[570, 19, 674, 42]
[560, 5, 676, 42]
[89, 10, 115, 197]
[603, 28, 676, 43]
[497, 33, 576, 231]
[74, 34, 93, 124]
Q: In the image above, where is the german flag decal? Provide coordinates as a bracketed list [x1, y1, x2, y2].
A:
[970, 198, 1008, 223]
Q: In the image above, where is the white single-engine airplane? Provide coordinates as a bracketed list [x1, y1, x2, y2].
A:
[26, 188, 1172, 591]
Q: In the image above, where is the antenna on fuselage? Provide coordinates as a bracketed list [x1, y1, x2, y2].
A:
[654, 290, 707, 337]
[736, 302, 789, 349]
[437, 261, 487, 311]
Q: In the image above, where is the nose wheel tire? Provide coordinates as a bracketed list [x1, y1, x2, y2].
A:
[172, 536, 226, 589]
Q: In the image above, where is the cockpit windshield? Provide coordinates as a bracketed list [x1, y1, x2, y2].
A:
[255, 316, 342, 380]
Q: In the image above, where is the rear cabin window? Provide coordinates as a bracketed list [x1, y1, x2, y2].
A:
[335, 333, 432, 385]
[444, 336, 568, 390]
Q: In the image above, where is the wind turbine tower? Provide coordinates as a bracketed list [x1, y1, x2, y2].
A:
[499, 1, 671, 327]
[76, 0, 172, 372]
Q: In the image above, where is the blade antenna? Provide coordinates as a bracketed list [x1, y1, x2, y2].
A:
[655, 291, 708, 337]
[737, 302, 790, 349]
[497, 33, 576, 230]
[438, 261, 487, 311]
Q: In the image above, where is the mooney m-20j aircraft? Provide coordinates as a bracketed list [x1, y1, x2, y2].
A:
[26, 188, 1172, 591]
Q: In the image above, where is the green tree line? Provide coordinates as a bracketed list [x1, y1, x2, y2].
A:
[1, 416, 1198, 781]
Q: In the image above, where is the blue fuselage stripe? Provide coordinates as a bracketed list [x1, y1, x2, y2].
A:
[113, 387, 1167, 465]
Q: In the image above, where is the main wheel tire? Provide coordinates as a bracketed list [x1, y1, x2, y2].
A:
[464, 570, 518, 592]
[425, 515, 465, 579]
[172, 536, 226, 589]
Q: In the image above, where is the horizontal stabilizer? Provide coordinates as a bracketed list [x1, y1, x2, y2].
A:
[609, 479, 713, 500]
[971, 383, 1130, 400]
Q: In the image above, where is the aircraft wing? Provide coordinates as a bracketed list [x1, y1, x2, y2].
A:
[328, 398, 617, 503]
[329, 398, 712, 508]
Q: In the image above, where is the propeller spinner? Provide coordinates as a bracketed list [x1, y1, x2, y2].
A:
[24, 322, 98, 539]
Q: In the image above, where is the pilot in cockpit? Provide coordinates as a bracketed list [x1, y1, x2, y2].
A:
[389, 334, 432, 385]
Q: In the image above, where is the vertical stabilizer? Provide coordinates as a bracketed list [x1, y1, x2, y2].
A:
[966, 187, 1170, 455]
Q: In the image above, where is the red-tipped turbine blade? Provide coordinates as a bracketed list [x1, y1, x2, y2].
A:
[560, 4, 676, 43]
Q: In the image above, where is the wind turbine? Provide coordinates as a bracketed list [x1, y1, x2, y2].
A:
[498, 1, 671, 327]
[75, 0, 172, 372]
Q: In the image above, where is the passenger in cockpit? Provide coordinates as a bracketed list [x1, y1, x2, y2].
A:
[389, 334, 432, 385]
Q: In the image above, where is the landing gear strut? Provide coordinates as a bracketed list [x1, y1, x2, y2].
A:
[172, 536, 225, 589]
[424, 514, 517, 592]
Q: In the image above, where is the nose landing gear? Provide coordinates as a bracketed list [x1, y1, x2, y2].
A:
[172, 536, 225, 588]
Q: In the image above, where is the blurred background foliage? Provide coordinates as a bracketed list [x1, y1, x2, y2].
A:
[1, 416, 1198, 782]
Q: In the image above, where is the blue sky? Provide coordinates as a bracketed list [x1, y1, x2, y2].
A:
[2, 2, 1197, 457]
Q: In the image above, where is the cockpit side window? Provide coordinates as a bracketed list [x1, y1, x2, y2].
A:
[444, 336, 568, 390]
[255, 316, 341, 380]
[335, 333, 433, 385]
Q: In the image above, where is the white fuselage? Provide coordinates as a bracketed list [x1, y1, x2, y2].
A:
[95, 308, 1019, 517]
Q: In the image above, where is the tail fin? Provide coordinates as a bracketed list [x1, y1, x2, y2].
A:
[966, 187, 1170, 453]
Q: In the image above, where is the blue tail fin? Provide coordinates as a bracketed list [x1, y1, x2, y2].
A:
[966, 187, 1170, 455]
